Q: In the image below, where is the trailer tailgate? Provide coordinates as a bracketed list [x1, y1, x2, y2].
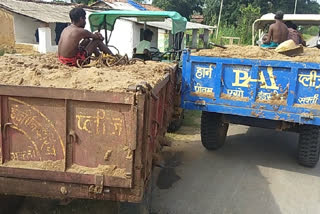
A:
[181, 51, 320, 125]
[0, 86, 137, 189]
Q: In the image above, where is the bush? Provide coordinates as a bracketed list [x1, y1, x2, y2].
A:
[301, 26, 319, 36]
[211, 24, 241, 45]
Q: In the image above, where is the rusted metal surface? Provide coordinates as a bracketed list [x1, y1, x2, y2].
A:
[0, 67, 177, 202]
[0, 85, 134, 104]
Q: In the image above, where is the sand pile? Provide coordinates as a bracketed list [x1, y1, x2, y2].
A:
[195, 46, 320, 63]
[0, 54, 174, 92]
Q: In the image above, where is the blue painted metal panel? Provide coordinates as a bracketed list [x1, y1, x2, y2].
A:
[181, 50, 320, 125]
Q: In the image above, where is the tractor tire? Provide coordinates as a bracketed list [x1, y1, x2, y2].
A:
[298, 125, 320, 168]
[201, 112, 229, 150]
[167, 110, 184, 133]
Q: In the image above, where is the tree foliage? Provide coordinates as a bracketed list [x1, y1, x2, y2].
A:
[203, 0, 320, 26]
[238, 4, 261, 44]
[152, 0, 204, 19]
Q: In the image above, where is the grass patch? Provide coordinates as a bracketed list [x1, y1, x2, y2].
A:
[303, 34, 313, 41]
[182, 110, 201, 127]
[0, 49, 5, 56]
[0, 47, 16, 56]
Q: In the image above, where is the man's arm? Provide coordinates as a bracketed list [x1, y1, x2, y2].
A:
[264, 25, 273, 44]
[79, 29, 103, 40]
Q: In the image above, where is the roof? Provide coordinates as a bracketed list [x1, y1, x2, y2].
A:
[127, 0, 146, 11]
[186, 21, 215, 30]
[0, 0, 74, 23]
[89, 10, 188, 34]
[254, 13, 320, 28]
[145, 19, 215, 31]
[90, 0, 139, 11]
[190, 14, 204, 24]
[139, 4, 163, 11]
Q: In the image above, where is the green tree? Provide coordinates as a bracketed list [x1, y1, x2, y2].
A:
[238, 4, 261, 44]
[203, 0, 320, 26]
[152, 0, 204, 19]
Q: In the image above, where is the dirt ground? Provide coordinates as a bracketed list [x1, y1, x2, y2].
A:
[196, 45, 320, 63]
[0, 54, 173, 92]
[2, 111, 320, 214]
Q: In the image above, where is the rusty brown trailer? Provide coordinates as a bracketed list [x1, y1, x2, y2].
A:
[0, 68, 177, 203]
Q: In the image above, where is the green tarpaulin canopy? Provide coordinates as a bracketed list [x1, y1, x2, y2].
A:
[89, 10, 187, 34]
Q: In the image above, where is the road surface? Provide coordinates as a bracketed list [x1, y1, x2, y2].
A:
[1, 112, 320, 214]
[151, 123, 320, 214]
[307, 36, 318, 47]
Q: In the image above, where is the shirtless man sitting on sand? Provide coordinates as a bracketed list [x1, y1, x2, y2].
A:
[58, 7, 112, 66]
[262, 11, 288, 48]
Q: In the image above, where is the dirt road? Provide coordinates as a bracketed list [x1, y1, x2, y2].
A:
[1, 111, 320, 213]
[151, 111, 320, 214]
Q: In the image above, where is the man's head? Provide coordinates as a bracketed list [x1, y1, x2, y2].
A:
[285, 21, 297, 30]
[144, 29, 153, 42]
[70, 7, 86, 28]
[275, 11, 284, 20]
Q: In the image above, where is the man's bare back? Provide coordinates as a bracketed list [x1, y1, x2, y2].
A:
[58, 25, 91, 58]
[268, 21, 288, 43]
[263, 11, 288, 46]
[58, 8, 111, 66]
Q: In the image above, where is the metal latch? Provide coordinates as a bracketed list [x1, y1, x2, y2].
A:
[89, 174, 104, 194]
[2, 122, 13, 139]
[195, 100, 206, 106]
[300, 113, 314, 120]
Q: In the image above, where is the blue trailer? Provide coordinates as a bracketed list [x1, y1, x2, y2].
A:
[181, 50, 320, 167]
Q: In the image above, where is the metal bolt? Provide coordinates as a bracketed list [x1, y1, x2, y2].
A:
[60, 186, 68, 195]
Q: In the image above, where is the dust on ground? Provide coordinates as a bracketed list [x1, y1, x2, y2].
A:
[0, 54, 174, 92]
[195, 45, 320, 63]
[155, 111, 201, 190]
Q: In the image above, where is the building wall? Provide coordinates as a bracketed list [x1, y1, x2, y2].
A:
[0, 9, 15, 47]
[84, 10, 160, 58]
[85, 10, 136, 57]
[108, 19, 135, 57]
[13, 13, 56, 45]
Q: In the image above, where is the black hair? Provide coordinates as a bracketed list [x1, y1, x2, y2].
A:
[144, 29, 153, 39]
[285, 21, 297, 30]
[69, 8, 86, 23]
[275, 11, 284, 20]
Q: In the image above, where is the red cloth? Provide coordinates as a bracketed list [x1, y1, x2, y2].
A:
[58, 49, 87, 67]
[287, 28, 300, 45]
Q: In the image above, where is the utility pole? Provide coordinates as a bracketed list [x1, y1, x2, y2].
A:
[216, 0, 224, 39]
[294, 0, 297, 14]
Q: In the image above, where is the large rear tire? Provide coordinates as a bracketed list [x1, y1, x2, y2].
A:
[201, 112, 229, 150]
[168, 109, 184, 133]
[298, 125, 320, 168]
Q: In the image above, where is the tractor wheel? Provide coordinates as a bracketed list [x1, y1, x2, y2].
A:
[298, 125, 320, 168]
[201, 112, 229, 150]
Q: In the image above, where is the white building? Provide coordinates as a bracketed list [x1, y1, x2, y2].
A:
[0, 0, 73, 53]
[90, 0, 215, 56]
[0, 0, 214, 56]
